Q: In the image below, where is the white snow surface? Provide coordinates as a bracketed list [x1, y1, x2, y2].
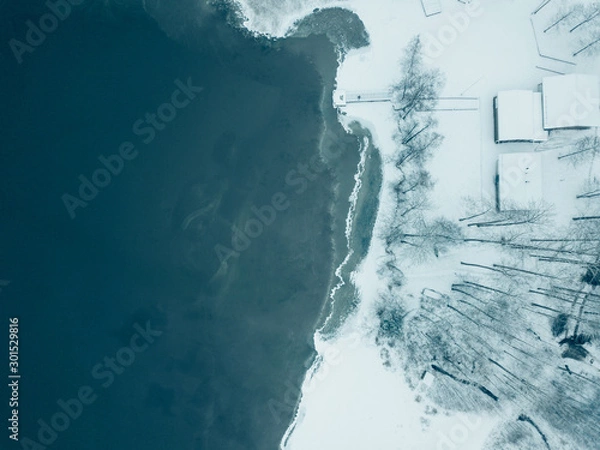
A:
[498, 152, 543, 210]
[495, 90, 547, 142]
[541, 74, 600, 129]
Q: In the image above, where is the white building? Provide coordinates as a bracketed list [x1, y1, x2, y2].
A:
[541, 74, 600, 130]
[420, 0, 442, 17]
[494, 90, 548, 143]
[497, 152, 543, 211]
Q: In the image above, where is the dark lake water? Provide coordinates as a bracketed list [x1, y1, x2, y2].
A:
[0, 2, 363, 449]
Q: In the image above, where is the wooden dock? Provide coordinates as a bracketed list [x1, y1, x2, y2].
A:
[333, 89, 479, 111]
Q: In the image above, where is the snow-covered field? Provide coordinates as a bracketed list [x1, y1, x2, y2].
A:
[234, 0, 600, 449]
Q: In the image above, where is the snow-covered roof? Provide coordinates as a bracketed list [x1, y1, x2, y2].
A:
[542, 74, 600, 129]
[420, 0, 442, 17]
[495, 91, 548, 143]
[498, 152, 543, 211]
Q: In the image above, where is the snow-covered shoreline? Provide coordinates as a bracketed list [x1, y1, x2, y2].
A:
[233, 0, 600, 449]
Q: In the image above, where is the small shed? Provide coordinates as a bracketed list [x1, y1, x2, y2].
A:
[421, 0, 442, 17]
[497, 152, 543, 211]
[541, 74, 600, 130]
[494, 90, 548, 143]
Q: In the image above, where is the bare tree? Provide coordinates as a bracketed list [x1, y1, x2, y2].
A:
[395, 114, 444, 167]
[394, 168, 434, 197]
[559, 135, 600, 165]
[545, 1, 600, 56]
[464, 201, 554, 229]
[384, 215, 463, 264]
[391, 36, 445, 120]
